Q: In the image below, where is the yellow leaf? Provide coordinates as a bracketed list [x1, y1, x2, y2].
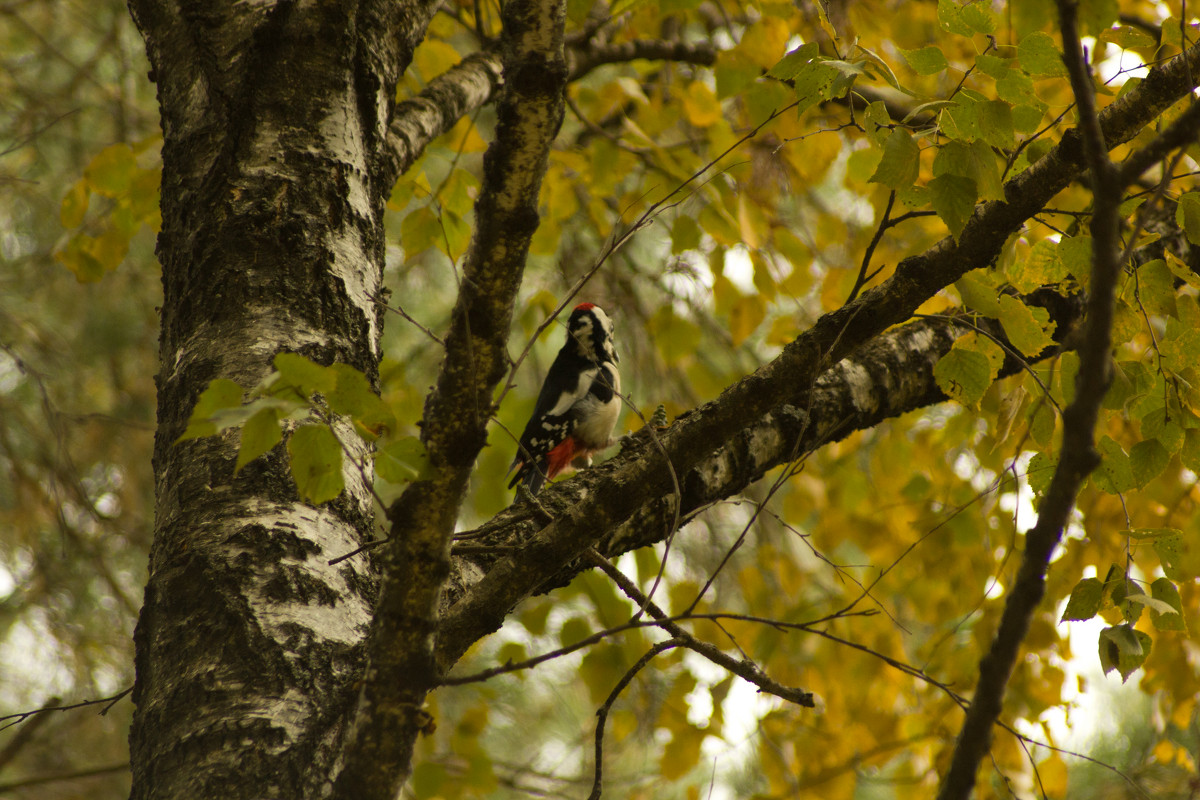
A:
[85, 143, 137, 197]
[1171, 696, 1196, 727]
[738, 195, 762, 249]
[735, 16, 791, 69]
[729, 294, 765, 346]
[446, 116, 487, 153]
[682, 80, 722, 128]
[1039, 754, 1068, 797]
[86, 226, 130, 272]
[660, 726, 705, 781]
[413, 40, 462, 82]
[60, 179, 90, 229]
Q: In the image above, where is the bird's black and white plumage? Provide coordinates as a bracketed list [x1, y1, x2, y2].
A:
[509, 303, 621, 495]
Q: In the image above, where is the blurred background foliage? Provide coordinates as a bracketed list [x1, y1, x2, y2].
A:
[4, 0, 1200, 798]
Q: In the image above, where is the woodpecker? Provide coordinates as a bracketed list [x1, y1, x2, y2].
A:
[509, 303, 621, 495]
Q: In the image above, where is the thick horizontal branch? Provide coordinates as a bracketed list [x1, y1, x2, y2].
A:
[567, 38, 716, 80]
[434, 41, 1200, 672]
[450, 290, 1083, 591]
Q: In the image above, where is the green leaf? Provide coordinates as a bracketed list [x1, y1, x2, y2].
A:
[274, 352, 336, 399]
[1012, 103, 1046, 133]
[1098, 26, 1157, 50]
[661, 726, 706, 780]
[997, 294, 1055, 357]
[937, 0, 971, 35]
[437, 210, 471, 262]
[862, 100, 892, 143]
[903, 99, 956, 124]
[975, 54, 1011, 79]
[996, 68, 1039, 107]
[1182, 429, 1200, 473]
[88, 227, 131, 272]
[85, 143, 138, 197]
[960, 1, 996, 33]
[766, 43, 819, 80]
[1124, 526, 1185, 541]
[1161, 323, 1200, 375]
[1150, 578, 1186, 631]
[672, 215, 702, 253]
[1093, 435, 1135, 494]
[934, 344, 994, 407]
[1098, 624, 1150, 682]
[1125, 259, 1176, 318]
[1153, 531, 1184, 580]
[977, 100, 1015, 149]
[792, 61, 839, 115]
[1164, 250, 1200, 289]
[236, 407, 283, 472]
[1027, 451, 1057, 496]
[1078, 0, 1119, 37]
[1129, 439, 1169, 488]
[1141, 407, 1184, 453]
[1124, 591, 1179, 617]
[1057, 235, 1093, 279]
[955, 270, 1003, 316]
[375, 436, 432, 484]
[869, 129, 921, 189]
[902, 46, 950, 75]
[938, 0, 983, 36]
[327, 364, 386, 420]
[179, 379, 245, 441]
[1061, 577, 1104, 621]
[848, 145, 883, 182]
[1019, 32, 1069, 77]
[1110, 578, 1145, 624]
[929, 173, 977, 238]
[1176, 192, 1200, 246]
[933, 140, 1002, 201]
[855, 45, 903, 92]
[401, 206, 443, 256]
[1018, 240, 1069, 291]
[559, 616, 592, 648]
[1030, 404, 1057, 450]
[729, 294, 766, 346]
[940, 96, 980, 142]
[288, 424, 345, 504]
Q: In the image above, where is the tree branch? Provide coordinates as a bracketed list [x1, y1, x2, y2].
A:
[383, 49, 504, 185]
[434, 40, 1200, 673]
[331, 1, 568, 797]
[451, 289, 1084, 583]
[937, 8, 1200, 798]
[381, 35, 718, 189]
[586, 550, 815, 707]
[567, 38, 715, 81]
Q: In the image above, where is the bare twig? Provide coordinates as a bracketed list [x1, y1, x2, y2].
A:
[0, 687, 131, 734]
[587, 638, 680, 800]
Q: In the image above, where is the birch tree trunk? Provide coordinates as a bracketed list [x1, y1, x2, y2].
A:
[126, 2, 435, 796]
